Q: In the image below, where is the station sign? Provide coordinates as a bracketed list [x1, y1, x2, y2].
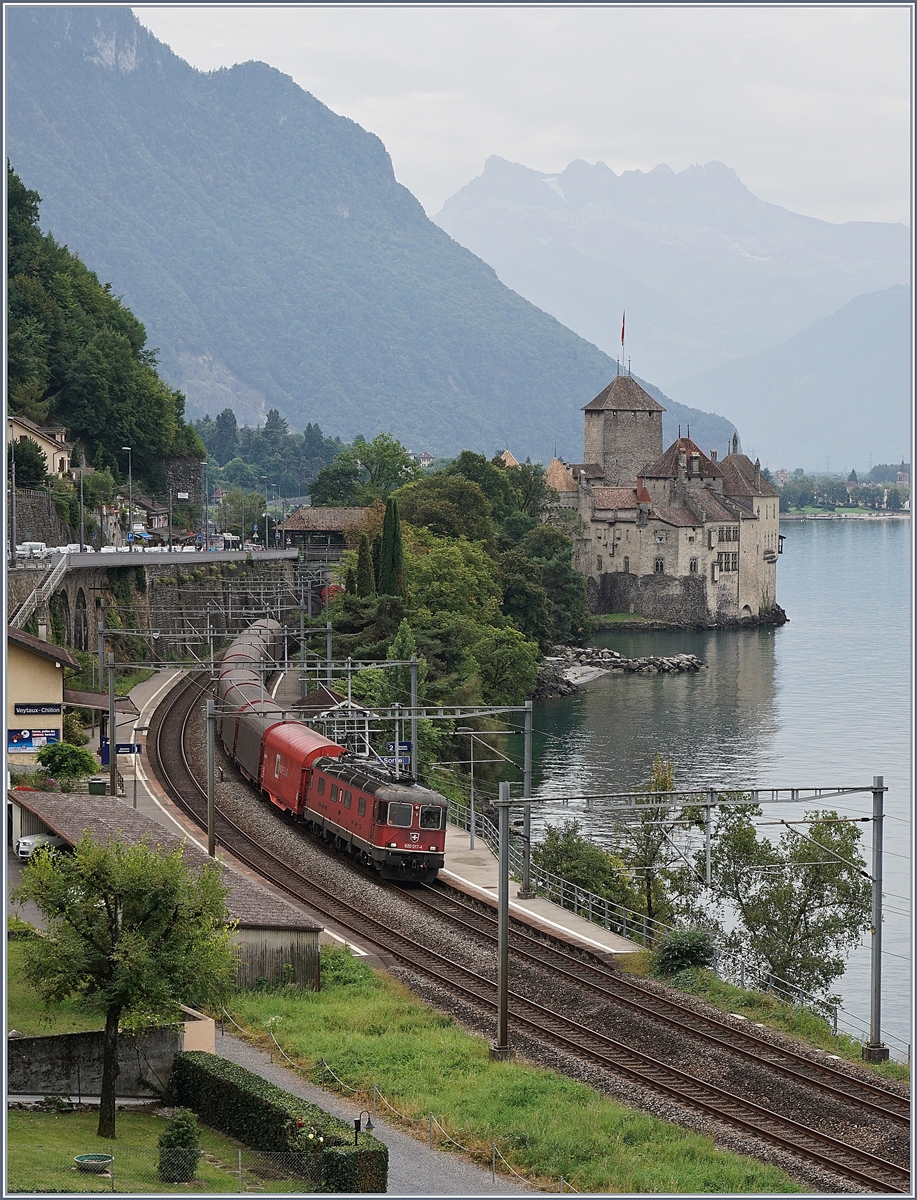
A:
[14, 703, 62, 716]
[386, 741, 412, 752]
[380, 756, 411, 768]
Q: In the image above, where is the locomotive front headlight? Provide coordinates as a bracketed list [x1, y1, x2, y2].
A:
[388, 841, 398, 848]
[429, 845, 436, 851]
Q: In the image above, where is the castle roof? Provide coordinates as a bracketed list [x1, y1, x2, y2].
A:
[719, 453, 779, 499]
[500, 449, 520, 468]
[592, 487, 640, 510]
[544, 458, 578, 492]
[568, 463, 604, 480]
[641, 437, 722, 480]
[583, 375, 665, 413]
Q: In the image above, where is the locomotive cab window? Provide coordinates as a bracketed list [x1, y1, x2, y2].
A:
[358, 796, 366, 817]
[331, 784, 339, 802]
[344, 790, 352, 809]
[386, 803, 413, 827]
[317, 776, 325, 796]
[420, 806, 443, 830]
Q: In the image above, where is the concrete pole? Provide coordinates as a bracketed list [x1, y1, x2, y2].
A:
[410, 659, 418, 777]
[79, 472, 85, 553]
[326, 620, 332, 686]
[492, 781, 511, 1059]
[108, 653, 117, 798]
[10, 454, 17, 560]
[207, 699, 216, 858]
[706, 788, 715, 886]
[469, 735, 475, 849]
[864, 776, 888, 1062]
[518, 701, 534, 898]
[393, 704, 400, 780]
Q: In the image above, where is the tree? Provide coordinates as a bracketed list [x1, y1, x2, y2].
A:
[533, 820, 639, 911]
[309, 454, 363, 506]
[35, 742, 97, 782]
[8, 436, 48, 487]
[473, 626, 540, 704]
[397, 473, 495, 549]
[517, 525, 595, 645]
[384, 618, 427, 707]
[500, 548, 551, 648]
[701, 804, 872, 994]
[356, 533, 376, 597]
[377, 497, 405, 597]
[12, 834, 235, 1139]
[211, 408, 240, 465]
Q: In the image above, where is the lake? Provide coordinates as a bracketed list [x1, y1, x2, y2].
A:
[532, 516, 912, 1057]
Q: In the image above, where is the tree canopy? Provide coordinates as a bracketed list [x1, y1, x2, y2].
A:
[12, 835, 235, 1138]
[7, 163, 205, 486]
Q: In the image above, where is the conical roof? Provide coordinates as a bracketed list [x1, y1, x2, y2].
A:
[500, 448, 520, 468]
[545, 458, 578, 492]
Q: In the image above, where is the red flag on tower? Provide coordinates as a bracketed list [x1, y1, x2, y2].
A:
[621, 311, 625, 347]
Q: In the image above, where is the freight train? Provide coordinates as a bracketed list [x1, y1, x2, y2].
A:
[215, 619, 447, 882]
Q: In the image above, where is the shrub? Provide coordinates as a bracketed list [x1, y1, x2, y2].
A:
[62, 711, 89, 746]
[157, 1108, 200, 1182]
[168, 1052, 387, 1192]
[35, 743, 97, 780]
[654, 928, 716, 976]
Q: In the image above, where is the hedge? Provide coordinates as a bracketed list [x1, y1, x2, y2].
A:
[168, 1052, 387, 1192]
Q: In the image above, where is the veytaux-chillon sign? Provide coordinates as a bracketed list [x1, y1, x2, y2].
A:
[14, 704, 63, 716]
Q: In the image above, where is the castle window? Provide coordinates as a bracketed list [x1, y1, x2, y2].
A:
[687, 534, 695, 543]
[717, 552, 739, 573]
[689, 558, 698, 574]
[623, 556, 629, 573]
[654, 557, 664, 574]
[596, 556, 603, 572]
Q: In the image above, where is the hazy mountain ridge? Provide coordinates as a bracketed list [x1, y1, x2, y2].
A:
[435, 156, 909, 390]
[668, 285, 911, 472]
[5, 6, 736, 465]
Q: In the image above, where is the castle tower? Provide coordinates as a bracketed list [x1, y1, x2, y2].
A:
[582, 375, 665, 487]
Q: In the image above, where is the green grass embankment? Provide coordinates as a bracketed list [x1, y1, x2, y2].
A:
[618, 952, 909, 1085]
[225, 948, 800, 1193]
[7, 938, 104, 1035]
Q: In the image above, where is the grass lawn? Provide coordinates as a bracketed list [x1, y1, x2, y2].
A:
[6, 1109, 307, 1194]
[7, 938, 104, 1035]
[225, 948, 800, 1193]
[617, 952, 909, 1085]
[592, 612, 672, 625]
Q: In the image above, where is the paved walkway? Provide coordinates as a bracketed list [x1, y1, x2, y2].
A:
[214, 1030, 533, 1195]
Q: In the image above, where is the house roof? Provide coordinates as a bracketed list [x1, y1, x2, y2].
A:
[719, 454, 780, 499]
[544, 458, 578, 493]
[8, 414, 71, 447]
[641, 438, 722, 481]
[6, 791, 322, 932]
[279, 506, 367, 532]
[7, 627, 79, 669]
[583, 375, 665, 413]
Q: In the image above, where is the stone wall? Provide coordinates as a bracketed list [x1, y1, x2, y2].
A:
[8, 488, 75, 547]
[7, 1026, 181, 1098]
[592, 569, 713, 626]
[583, 409, 663, 486]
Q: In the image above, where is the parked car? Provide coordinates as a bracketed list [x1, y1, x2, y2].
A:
[100, 545, 119, 554]
[16, 542, 50, 560]
[16, 833, 70, 860]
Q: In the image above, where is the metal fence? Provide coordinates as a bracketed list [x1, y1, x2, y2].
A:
[6, 1144, 322, 1194]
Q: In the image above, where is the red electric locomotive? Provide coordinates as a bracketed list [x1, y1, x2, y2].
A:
[217, 623, 448, 882]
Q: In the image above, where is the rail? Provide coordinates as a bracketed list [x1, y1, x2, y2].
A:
[10, 552, 70, 628]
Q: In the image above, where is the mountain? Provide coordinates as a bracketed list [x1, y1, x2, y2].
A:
[434, 156, 909, 390]
[666, 286, 911, 472]
[4, 6, 735, 466]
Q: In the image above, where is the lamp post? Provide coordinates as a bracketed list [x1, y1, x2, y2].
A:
[9, 446, 17, 563]
[354, 1111, 374, 1144]
[260, 477, 271, 549]
[78, 470, 85, 553]
[121, 447, 133, 552]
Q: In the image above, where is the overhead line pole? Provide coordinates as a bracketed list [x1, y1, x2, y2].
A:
[492, 780, 511, 1060]
[864, 776, 888, 1062]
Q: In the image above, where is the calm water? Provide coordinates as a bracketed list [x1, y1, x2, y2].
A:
[532, 517, 912, 1054]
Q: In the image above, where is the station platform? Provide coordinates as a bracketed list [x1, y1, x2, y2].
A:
[440, 823, 643, 958]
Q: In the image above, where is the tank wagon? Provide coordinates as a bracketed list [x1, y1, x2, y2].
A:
[216, 620, 447, 882]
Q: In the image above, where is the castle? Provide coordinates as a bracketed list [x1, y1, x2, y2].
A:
[546, 375, 784, 626]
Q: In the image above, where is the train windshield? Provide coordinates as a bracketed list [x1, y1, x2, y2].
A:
[386, 803, 413, 828]
[419, 806, 443, 830]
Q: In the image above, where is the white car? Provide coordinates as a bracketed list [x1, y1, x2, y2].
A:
[16, 833, 69, 860]
[100, 545, 119, 554]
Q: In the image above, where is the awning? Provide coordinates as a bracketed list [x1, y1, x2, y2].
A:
[63, 689, 140, 715]
[133, 531, 152, 540]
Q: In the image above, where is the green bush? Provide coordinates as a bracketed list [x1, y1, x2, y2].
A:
[34, 742, 97, 781]
[168, 1052, 387, 1192]
[654, 928, 716, 976]
[62, 711, 89, 746]
[157, 1108, 200, 1182]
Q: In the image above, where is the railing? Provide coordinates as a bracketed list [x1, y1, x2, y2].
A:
[445, 795, 669, 947]
[10, 552, 70, 628]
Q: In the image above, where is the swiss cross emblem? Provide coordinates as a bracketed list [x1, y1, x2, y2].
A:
[410, 832, 420, 843]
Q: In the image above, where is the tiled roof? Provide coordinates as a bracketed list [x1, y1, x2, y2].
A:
[278, 506, 367, 532]
[500, 449, 520, 468]
[545, 458, 578, 492]
[7, 791, 321, 931]
[63, 689, 139, 715]
[583, 375, 665, 413]
[568, 463, 604, 479]
[641, 438, 722, 480]
[592, 487, 639, 509]
[720, 454, 780, 498]
[8, 627, 79, 669]
[653, 504, 704, 528]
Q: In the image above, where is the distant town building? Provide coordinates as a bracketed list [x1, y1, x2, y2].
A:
[414, 451, 435, 469]
[7, 415, 72, 478]
[546, 374, 784, 626]
[774, 469, 790, 487]
[896, 462, 909, 486]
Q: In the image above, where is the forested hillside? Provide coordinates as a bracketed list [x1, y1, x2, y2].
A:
[7, 165, 204, 486]
[5, 6, 735, 464]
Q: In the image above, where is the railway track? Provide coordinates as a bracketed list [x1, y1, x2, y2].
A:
[149, 671, 911, 1194]
[406, 881, 910, 1126]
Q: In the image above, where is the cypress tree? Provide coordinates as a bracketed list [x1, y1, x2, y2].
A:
[371, 535, 381, 589]
[378, 498, 405, 596]
[356, 533, 375, 597]
[345, 567, 357, 594]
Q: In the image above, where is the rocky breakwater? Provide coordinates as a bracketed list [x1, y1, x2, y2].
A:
[533, 645, 706, 696]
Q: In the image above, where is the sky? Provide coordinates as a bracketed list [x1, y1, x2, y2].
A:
[132, 4, 913, 226]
